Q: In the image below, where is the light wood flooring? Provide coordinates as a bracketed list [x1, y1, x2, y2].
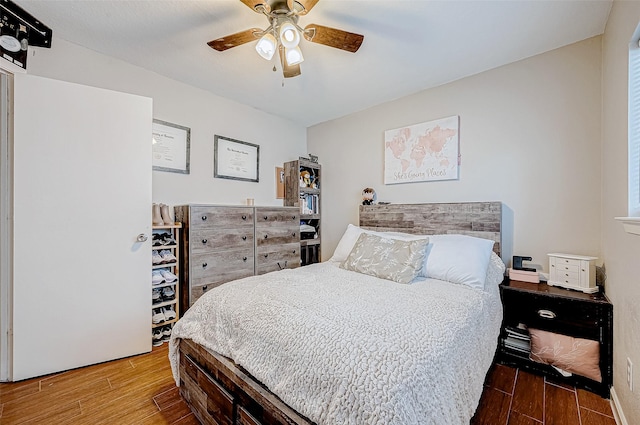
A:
[0, 345, 617, 425]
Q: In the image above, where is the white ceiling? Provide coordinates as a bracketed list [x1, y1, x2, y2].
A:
[14, 0, 612, 127]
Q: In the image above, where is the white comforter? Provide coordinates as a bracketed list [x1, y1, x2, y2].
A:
[169, 259, 504, 425]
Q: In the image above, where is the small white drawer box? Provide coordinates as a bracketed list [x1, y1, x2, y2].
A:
[548, 253, 598, 293]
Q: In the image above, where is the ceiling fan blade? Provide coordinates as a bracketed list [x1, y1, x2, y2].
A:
[239, 0, 270, 13]
[288, 0, 319, 15]
[207, 28, 262, 51]
[279, 45, 301, 78]
[303, 24, 363, 53]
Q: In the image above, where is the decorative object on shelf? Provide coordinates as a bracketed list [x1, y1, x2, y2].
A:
[206, 0, 364, 79]
[309, 154, 318, 163]
[152, 119, 191, 174]
[548, 253, 598, 293]
[214, 135, 259, 182]
[384, 115, 460, 185]
[361, 187, 376, 205]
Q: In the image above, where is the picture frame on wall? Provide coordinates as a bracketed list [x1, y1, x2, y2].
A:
[384, 115, 459, 185]
[276, 166, 285, 199]
[152, 119, 191, 174]
[214, 135, 260, 182]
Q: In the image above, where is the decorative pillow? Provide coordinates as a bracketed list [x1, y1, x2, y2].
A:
[529, 328, 601, 382]
[330, 224, 427, 263]
[422, 234, 495, 290]
[340, 233, 429, 284]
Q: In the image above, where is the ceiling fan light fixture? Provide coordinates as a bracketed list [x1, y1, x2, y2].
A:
[279, 22, 300, 49]
[256, 33, 277, 60]
[285, 46, 304, 66]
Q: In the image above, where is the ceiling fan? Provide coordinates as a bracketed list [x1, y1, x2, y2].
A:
[208, 0, 364, 78]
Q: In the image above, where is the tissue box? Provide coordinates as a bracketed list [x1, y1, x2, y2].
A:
[508, 268, 540, 283]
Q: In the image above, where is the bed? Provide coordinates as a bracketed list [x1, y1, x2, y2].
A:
[169, 202, 504, 425]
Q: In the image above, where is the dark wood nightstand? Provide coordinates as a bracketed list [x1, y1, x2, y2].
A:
[497, 279, 613, 397]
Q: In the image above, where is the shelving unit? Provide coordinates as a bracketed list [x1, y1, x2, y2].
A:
[151, 223, 181, 347]
[284, 158, 321, 266]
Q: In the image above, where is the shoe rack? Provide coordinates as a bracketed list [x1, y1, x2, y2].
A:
[151, 203, 181, 347]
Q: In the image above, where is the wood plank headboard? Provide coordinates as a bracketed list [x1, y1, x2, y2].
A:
[359, 202, 502, 257]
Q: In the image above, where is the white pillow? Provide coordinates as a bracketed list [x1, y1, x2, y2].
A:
[423, 234, 495, 290]
[330, 224, 428, 263]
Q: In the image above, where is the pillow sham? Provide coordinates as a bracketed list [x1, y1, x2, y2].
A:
[422, 234, 495, 290]
[340, 233, 428, 284]
[529, 328, 601, 382]
[330, 224, 427, 263]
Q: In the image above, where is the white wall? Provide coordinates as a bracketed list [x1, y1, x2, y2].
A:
[602, 1, 640, 422]
[25, 37, 307, 208]
[309, 37, 602, 271]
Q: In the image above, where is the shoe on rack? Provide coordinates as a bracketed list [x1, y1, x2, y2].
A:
[152, 250, 164, 265]
[161, 233, 176, 246]
[160, 204, 173, 225]
[161, 286, 175, 301]
[153, 328, 163, 341]
[152, 338, 163, 347]
[152, 203, 164, 226]
[159, 269, 178, 283]
[161, 326, 171, 342]
[152, 233, 164, 247]
[160, 250, 177, 264]
[152, 288, 162, 303]
[152, 308, 166, 324]
[152, 270, 164, 285]
[163, 306, 176, 321]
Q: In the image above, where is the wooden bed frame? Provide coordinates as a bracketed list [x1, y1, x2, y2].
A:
[177, 201, 502, 425]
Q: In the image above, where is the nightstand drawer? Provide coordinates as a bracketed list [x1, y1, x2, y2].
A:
[502, 290, 600, 340]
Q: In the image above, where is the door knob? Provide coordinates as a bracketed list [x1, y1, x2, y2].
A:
[136, 233, 148, 242]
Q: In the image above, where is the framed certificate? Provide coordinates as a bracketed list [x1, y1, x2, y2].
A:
[214, 135, 259, 182]
[152, 119, 190, 174]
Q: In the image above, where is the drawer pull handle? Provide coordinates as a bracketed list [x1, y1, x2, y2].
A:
[201, 216, 207, 221]
[538, 309, 556, 319]
[278, 261, 288, 270]
[243, 256, 247, 261]
[292, 216, 296, 220]
[264, 254, 269, 258]
[242, 215, 247, 220]
[202, 239, 207, 244]
[202, 262, 208, 268]
[292, 232, 296, 237]
[203, 285, 208, 292]
[264, 216, 268, 220]
[264, 235, 268, 239]
[293, 250, 296, 254]
[242, 236, 247, 241]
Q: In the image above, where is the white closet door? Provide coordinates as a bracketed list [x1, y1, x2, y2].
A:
[11, 74, 152, 380]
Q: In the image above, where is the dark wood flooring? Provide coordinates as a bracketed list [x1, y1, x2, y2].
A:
[0, 345, 616, 424]
[472, 363, 616, 425]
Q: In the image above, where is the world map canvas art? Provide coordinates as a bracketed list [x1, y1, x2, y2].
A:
[384, 115, 460, 185]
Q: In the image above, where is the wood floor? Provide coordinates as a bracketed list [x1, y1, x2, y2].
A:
[472, 363, 616, 425]
[0, 345, 616, 425]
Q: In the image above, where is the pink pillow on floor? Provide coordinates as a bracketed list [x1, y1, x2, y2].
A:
[529, 328, 602, 382]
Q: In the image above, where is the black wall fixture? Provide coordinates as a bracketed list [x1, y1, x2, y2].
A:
[0, 0, 51, 70]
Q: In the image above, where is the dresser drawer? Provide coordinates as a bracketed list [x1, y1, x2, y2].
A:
[255, 226, 299, 247]
[256, 242, 301, 274]
[190, 228, 255, 254]
[502, 290, 601, 340]
[191, 249, 254, 285]
[254, 207, 299, 226]
[190, 269, 253, 304]
[190, 206, 253, 229]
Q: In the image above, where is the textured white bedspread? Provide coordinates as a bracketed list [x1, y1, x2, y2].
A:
[169, 260, 503, 425]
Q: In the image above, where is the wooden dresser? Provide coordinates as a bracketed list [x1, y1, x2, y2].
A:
[175, 205, 300, 312]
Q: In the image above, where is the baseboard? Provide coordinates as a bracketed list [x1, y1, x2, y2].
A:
[610, 386, 629, 425]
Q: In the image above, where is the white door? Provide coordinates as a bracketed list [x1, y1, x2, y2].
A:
[10, 74, 152, 380]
